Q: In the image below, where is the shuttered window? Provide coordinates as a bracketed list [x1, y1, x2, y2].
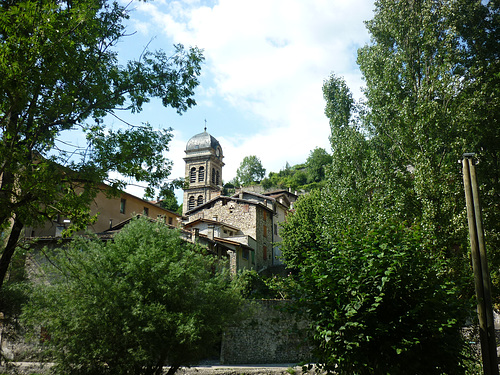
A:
[188, 196, 195, 210]
[190, 167, 196, 183]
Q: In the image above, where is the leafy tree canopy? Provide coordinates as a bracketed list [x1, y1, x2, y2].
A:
[280, 202, 471, 374]
[280, 0, 500, 372]
[234, 155, 266, 187]
[157, 178, 187, 213]
[322, 0, 500, 285]
[305, 147, 333, 183]
[0, 0, 204, 290]
[22, 218, 241, 375]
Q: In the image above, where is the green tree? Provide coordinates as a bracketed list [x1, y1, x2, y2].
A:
[305, 148, 332, 183]
[322, 74, 375, 233]
[278, 0, 500, 371]
[281, 205, 471, 374]
[158, 189, 179, 212]
[355, 0, 500, 255]
[22, 218, 241, 375]
[234, 155, 266, 186]
[322, 0, 500, 287]
[0, 0, 204, 291]
[158, 178, 187, 212]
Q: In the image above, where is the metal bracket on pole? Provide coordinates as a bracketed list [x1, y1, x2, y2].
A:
[462, 153, 498, 375]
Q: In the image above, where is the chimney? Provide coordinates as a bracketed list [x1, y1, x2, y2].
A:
[208, 225, 215, 240]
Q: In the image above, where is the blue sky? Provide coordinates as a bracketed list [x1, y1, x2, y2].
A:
[108, 0, 375, 199]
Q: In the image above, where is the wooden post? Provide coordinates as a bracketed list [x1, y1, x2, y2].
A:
[462, 154, 498, 375]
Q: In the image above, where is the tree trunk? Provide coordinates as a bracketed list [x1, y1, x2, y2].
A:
[165, 364, 180, 375]
[0, 217, 24, 297]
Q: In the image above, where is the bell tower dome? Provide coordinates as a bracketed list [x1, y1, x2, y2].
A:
[183, 129, 224, 215]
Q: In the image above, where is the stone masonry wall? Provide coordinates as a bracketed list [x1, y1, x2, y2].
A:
[193, 199, 271, 269]
[220, 300, 313, 365]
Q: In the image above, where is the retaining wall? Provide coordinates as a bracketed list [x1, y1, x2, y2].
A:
[220, 300, 313, 365]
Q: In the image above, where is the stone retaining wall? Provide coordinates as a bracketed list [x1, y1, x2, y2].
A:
[220, 300, 313, 365]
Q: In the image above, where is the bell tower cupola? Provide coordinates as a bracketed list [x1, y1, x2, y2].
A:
[183, 129, 224, 215]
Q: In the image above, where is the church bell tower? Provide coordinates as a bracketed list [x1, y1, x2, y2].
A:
[183, 129, 224, 215]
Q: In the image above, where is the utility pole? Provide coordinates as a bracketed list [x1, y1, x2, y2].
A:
[462, 153, 498, 375]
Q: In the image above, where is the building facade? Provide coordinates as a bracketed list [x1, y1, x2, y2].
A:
[182, 130, 224, 215]
[182, 130, 297, 272]
[24, 185, 181, 238]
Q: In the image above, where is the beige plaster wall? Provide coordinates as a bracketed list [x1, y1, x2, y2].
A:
[25, 188, 180, 238]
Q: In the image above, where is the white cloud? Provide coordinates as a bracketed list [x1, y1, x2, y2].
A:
[123, 0, 374, 199]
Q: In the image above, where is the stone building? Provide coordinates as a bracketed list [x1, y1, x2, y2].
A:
[182, 130, 297, 272]
[183, 129, 224, 215]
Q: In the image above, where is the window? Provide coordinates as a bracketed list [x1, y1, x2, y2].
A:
[216, 170, 220, 185]
[274, 223, 278, 235]
[197, 195, 204, 206]
[212, 168, 216, 184]
[263, 245, 268, 260]
[263, 225, 267, 237]
[190, 167, 196, 183]
[198, 166, 205, 182]
[168, 216, 173, 225]
[263, 211, 267, 221]
[120, 198, 126, 214]
[188, 196, 195, 210]
[143, 207, 149, 216]
[242, 248, 249, 260]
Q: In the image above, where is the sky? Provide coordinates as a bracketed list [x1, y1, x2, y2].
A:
[110, 0, 375, 200]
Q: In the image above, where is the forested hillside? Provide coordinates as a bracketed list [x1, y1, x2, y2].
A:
[227, 147, 333, 193]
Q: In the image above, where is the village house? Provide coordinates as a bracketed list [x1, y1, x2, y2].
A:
[23, 129, 297, 275]
[181, 129, 297, 272]
[23, 184, 181, 239]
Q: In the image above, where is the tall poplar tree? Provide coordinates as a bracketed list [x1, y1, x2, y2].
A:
[281, 0, 499, 372]
[355, 0, 500, 254]
[0, 0, 204, 290]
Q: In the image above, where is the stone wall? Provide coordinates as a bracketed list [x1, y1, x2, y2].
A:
[191, 198, 274, 269]
[220, 300, 313, 365]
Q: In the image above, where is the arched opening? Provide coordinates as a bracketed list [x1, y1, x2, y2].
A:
[197, 195, 204, 206]
[216, 170, 220, 185]
[212, 168, 216, 184]
[190, 167, 196, 183]
[198, 166, 205, 182]
[188, 196, 195, 210]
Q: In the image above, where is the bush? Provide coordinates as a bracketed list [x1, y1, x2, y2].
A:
[282, 214, 472, 374]
[22, 218, 242, 375]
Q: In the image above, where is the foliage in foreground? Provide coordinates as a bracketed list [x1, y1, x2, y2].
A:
[322, 0, 499, 298]
[22, 218, 242, 375]
[233, 269, 298, 300]
[0, 0, 204, 291]
[281, 193, 472, 375]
